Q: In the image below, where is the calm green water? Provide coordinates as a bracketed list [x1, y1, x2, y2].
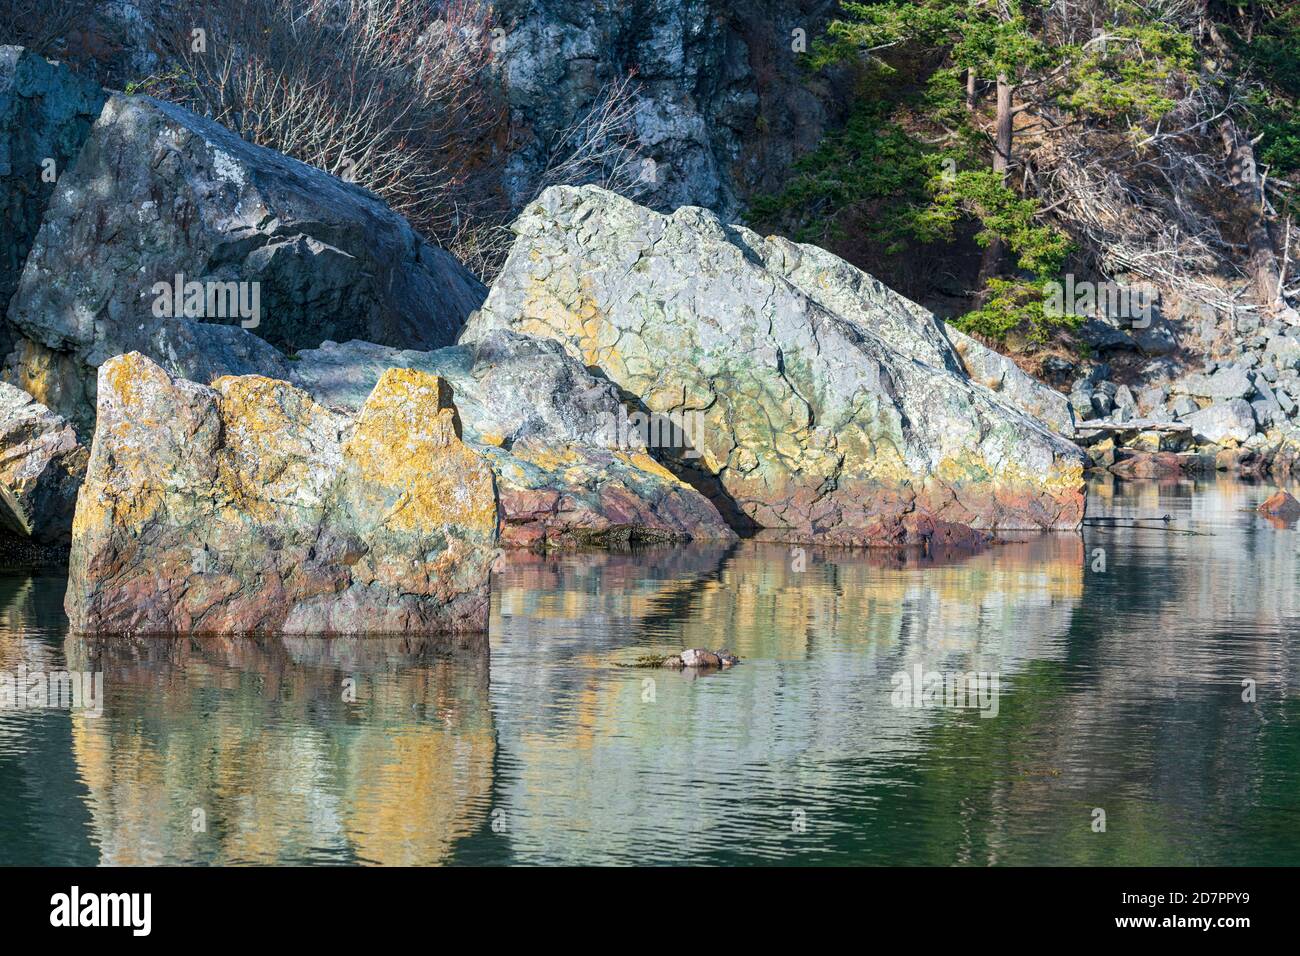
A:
[2, 477, 1298, 866]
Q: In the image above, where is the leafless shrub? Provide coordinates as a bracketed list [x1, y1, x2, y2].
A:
[1028, 90, 1246, 310]
[137, 0, 651, 281]
[0, 0, 96, 58]
[146, 0, 508, 247]
[534, 72, 649, 200]
[452, 71, 649, 282]
[1024, 4, 1289, 315]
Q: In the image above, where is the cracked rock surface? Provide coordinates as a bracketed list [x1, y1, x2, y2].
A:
[465, 185, 1086, 546]
[0, 381, 87, 544]
[0, 46, 106, 332]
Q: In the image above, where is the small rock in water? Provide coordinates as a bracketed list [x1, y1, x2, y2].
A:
[653, 648, 740, 669]
[680, 648, 723, 668]
[1258, 490, 1300, 520]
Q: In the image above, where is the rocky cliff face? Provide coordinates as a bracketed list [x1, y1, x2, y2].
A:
[66, 353, 499, 635]
[496, 0, 844, 216]
[0, 47, 105, 335]
[467, 185, 1087, 546]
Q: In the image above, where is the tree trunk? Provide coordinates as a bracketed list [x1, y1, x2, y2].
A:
[1220, 118, 1283, 310]
[979, 74, 1015, 282]
[966, 69, 977, 112]
[992, 74, 1013, 184]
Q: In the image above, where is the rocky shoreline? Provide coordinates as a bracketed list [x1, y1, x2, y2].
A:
[12, 44, 1258, 636]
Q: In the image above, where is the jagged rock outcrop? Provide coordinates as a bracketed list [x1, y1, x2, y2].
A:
[0, 382, 87, 544]
[0, 47, 105, 321]
[291, 331, 735, 547]
[66, 353, 498, 635]
[7, 91, 485, 432]
[465, 185, 1087, 546]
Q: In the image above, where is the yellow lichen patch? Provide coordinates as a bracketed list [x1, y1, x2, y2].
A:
[104, 351, 174, 424]
[344, 368, 497, 537]
[614, 450, 685, 485]
[5, 337, 70, 412]
[211, 375, 338, 519]
[512, 443, 583, 472]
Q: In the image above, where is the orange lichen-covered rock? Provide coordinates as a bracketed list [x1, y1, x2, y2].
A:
[65, 352, 498, 635]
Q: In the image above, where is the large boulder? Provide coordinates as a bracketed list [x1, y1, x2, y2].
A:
[465, 186, 1087, 546]
[0, 381, 87, 544]
[66, 353, 498, 635]
[7, 92, 485, 432]
[290, 331, 735, 548]
[1182, 399, 1256, 445]
[0, 47, 106, 320]
[942, 326, 1076, 437]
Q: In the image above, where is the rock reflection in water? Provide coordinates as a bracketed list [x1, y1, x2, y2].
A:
[3, 477, 1299, 865]
[62, 633, 492, 865]
[485, 536, 1084, 863]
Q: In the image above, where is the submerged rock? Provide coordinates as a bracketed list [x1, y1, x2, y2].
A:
[466, 185, 1086, 546]
[66, 353, 498, 635]
[655, 648, 739, 669]
[1107, 450, 1185, 480]
[0, 382, 87, 544]
[1258, 490, 1300, 519]
[290, 332, 735, 548]
[7, 92, 484, 431]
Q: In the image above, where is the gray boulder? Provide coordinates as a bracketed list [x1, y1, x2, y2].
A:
[464, 185, 1087, 546]
[1069, 389, 1096, 422]
[7, 92, 484, 431]
[1182, 399, 1257, 444]
[0, 47, 106, 319]
[1077, 317, 1138, 352]
[0, 381, 86, 544]
[291, 331, 735, 548]
[1129, 314, 1179, 356]
[1265, 333, 1300, 372]
[1253, 400, 1277, 429]
[1114, 384, 1137, 414]
[1171, 366, 1254, 401]
[1136, 385, 1167, 416]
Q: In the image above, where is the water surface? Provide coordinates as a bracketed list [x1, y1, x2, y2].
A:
[2, 477, 1298, 865]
